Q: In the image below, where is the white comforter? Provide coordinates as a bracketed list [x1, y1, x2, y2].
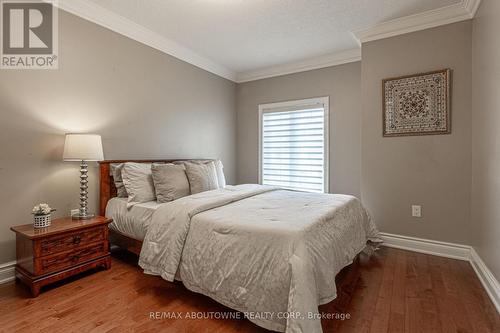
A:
[138, 184, 380, 332]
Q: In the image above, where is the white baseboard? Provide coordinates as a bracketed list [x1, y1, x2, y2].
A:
[0, 261, 16, 284]
[380, 232, 499, 314]
[379, 232, 471, 261]
[470, 248, 500, 314]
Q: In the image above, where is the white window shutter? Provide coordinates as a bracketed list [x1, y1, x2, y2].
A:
[259, 97, 329, 193]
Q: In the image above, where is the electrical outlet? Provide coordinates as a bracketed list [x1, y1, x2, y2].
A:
[411, 205, 422, 218]
[70, 209, 79, 217]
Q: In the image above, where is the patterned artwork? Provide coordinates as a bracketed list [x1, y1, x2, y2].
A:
[383, 69, 451, 136]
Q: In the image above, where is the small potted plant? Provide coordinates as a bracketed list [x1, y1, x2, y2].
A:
[32, 203, 56, 228]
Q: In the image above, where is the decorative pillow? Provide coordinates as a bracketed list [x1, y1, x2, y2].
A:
[214, 160, 226, 188]
[151, 164, 190, 202]
[121, 162, 155, 207]
[110, 163, 127, 198]
[184, 161, 219, 194]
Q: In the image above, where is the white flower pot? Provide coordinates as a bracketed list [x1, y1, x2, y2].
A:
[34, 214, 51, 228]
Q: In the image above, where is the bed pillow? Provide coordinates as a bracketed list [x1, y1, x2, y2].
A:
[184, 161, 219, 194]
[151, 164, 190, 202]
[121, 162, 155, 207]
[186, 159, 226, 188]
[214, 160, 226, 188]
[110, 163, 128, 198]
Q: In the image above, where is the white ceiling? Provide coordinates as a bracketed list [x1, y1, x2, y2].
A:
[64, 0, 476, 81]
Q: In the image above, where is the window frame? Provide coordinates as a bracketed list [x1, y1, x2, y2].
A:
[258, 96, 330, 193]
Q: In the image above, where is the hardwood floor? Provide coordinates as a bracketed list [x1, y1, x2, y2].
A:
[0, 247, 498, 333]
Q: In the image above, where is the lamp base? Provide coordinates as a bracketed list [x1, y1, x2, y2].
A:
[74, 160, 94, 221]
[72, 213, 95, 220]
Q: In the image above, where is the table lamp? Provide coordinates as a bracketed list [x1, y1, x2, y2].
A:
[63, 134, 104, 219]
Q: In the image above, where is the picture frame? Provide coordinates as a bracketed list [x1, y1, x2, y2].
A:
[382, 69, 451, 137]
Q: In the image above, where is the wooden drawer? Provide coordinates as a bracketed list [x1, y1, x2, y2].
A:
[11, 216, 112, 297]
[34, 241, 107, 275]
[37, 226, 105, 256]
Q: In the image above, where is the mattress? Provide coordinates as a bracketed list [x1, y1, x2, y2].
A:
[105, 197, 162, 240]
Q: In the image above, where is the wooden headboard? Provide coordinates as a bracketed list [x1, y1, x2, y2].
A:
[98, 159, 212, 216]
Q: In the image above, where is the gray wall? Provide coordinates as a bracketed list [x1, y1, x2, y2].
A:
[472, 0, 500, 279]
[361, 21, 473, 244]
[236, 22, 474, 246]
[0, 10, 236, 263]
[236, 62, 362, 197]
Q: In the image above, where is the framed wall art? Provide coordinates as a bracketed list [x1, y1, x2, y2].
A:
[382, 69, 451, 137]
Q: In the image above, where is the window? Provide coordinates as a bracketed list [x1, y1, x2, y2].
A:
[259, 97, 329, 193]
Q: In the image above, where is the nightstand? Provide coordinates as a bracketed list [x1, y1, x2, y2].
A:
[10, 216, 112, 297]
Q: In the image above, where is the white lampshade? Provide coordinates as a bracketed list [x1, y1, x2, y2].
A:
[63, 134, 104, 161]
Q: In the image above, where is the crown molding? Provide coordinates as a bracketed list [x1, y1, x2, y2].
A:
[463, 0, 482, 17]
[51, 0, 237, 81]
[353, 0, 482, 44]
[236, 48, 361, 83]
[49, 0, 482, 83]
[53, 0, 360, 83]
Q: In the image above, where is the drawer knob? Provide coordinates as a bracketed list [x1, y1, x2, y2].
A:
[71, 255, 80, 262]
[73, 236, 81, 244]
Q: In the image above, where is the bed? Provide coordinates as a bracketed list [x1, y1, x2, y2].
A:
[99, 160, 380, 333]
